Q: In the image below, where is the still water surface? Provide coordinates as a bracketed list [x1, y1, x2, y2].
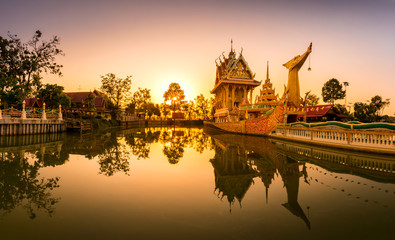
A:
[0, 127, 394, 240]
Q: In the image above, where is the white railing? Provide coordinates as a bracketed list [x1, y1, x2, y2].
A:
[119, 115, 140, 121]
[1, 108, 61, 120]
[274, 126, 395, 149]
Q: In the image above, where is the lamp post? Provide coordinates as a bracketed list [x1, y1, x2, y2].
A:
[343, 82, 349, 108]
[58, 105, 63, 120]
[21, 100, 26, 119]
[42, 102, 47, 120]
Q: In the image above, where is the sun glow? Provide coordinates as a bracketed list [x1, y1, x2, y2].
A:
[159, 76, 194, 102]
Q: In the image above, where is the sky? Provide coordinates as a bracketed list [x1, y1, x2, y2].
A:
[1, 0, 395, 115]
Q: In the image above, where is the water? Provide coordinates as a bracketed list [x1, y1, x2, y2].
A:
[0, 127, 394, 240]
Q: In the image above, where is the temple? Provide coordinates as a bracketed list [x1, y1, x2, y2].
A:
[211, 41, 261, 121]
[207, 42, 312, 133]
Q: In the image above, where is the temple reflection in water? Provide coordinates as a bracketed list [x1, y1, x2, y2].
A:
[209, 131, 311, 229]
[0, 127, 394, 238]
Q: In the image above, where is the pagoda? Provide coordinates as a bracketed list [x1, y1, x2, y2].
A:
[211, 41, 261, 122]
[256, 62, 279, 109]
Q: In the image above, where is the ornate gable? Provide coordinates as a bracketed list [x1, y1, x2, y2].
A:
[228, 55, 254, 79]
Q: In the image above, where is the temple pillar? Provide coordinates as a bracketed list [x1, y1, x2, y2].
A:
[243, 87, 247, 101]
[223, 86, 226, 108]
[232, 86, 235, 108]
[225, 85, 229, 109]
[250, 87, 253, 104]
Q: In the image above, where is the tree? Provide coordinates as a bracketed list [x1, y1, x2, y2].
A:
[322, 78, 345, 104]
[353, 102, 374, 122]
[160, 102, 170, 118]
[370, 95, 390, 118]
[353, 95, 390, 122]
[83, 92, 96, 111]
[0, 76, 22, 108]
[145, 102, 160, 118]
[163, 82, 185, 111]
[184, 100, 195, 119]
[36, 83, 71, 108]
[334, 104, 352, 121]
[100, 73, 132, 117]
[125, 102, 136, 114]
[194, 94, 210, 119]
[131, 88, 151, 113]
[54, 93, 71, 109]
[306, 94, 319, 106]
[0, 30, 63, 99]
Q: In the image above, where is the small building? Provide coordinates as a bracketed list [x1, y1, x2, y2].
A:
[297, 105, 346, 122]
[171, 112, 185, 120]
[24, 98, 49, 110]
[65, 90, 109, 116]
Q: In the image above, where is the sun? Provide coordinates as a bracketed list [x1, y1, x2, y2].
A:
[160, 76, 193, 101]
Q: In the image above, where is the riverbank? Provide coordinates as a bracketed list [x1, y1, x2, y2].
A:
[0, 118, 65, 136]
[119, 119, 203, 128]
[204, 121, 395, 155]
[71, 118, 204, 132]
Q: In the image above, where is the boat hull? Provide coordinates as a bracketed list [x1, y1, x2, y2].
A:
[205, 104, 285, 135]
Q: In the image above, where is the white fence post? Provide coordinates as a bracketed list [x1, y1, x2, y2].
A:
[42, 103, 47, 120]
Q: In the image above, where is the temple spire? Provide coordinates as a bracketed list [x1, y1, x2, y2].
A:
[228, 39, 236, 58]
[231, 39, 233, 52]
[266, 61, 270, 82]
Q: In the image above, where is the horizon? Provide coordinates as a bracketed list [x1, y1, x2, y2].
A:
[1, 0, 394, 115]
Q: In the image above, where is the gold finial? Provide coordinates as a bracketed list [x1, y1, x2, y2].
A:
[266, 61, 270, 81]
[231, 39, 233, 52]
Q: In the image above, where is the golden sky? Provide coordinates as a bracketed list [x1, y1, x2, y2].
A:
[1, 0, 394, 115]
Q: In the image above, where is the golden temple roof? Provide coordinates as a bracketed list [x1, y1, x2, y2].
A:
[211, 42, 260, 94]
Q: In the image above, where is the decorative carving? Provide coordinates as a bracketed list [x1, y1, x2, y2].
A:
[282, 43, 312, 107]
[230, 61, 250, 79]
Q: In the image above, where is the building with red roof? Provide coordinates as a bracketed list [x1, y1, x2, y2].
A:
[24, 98, 49, 109]
[296, 105, 345, 122]
[65, 90, 109, 115]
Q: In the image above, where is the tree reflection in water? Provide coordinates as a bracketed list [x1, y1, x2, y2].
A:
[159, 128, 213, 164]
[0, 151, 60, 219]
[124, 129, 160, 160]
[97, 132, 131, 176]
[160, 130, 185, 164]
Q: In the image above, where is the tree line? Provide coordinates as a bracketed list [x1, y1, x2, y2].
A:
[100, 74, 215, 120]
[305, 78, 391, 122]
[0, 31, 214, 119]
